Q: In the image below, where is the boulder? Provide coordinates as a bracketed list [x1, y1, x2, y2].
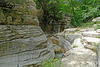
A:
[72, 38, 83, 47]
[52, 44, 63, 54]
[92, 17, 100, 22]
[96, 29, 100, 33]
[82, 37, 100, 50]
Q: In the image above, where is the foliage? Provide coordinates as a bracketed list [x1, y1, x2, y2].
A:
[73, 45, 78, 48]
[79, 21, 94, 28]
[0, 8, 5, 24]
[95, 25, 100, 30]
[68, 0, 100, 27]
[40, 59, 61, 67]
[0, 8, 4, 17]
[93, 43, 98, 52]
[34, 0, 68, 24]
[97, 36, 100, 38]
[34, 0, 100, 28]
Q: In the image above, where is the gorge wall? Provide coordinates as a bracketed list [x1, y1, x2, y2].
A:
[0, 0, 54, 67]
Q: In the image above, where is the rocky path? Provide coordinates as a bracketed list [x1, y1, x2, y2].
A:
[61, 26, 100, 67]
[61, 44, 96, 67]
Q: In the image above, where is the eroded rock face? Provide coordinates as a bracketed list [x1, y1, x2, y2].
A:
[48, 34, 72, 53]
[0, 25, 55, 67]
[0, 0, 43, 25]
[0, 1, 54, 67]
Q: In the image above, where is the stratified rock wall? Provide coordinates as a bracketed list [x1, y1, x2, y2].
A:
[0, 26, 55, 67]
[0, 0, 54, 67]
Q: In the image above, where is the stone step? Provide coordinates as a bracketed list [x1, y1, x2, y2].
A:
[82, 37, 100, 43]
[63, 28, 77, 34]
[96, 29, 100, 33]
[61, 45, 96, 67]
[82, 37, 100, 50]
[81, 31, 100, 38]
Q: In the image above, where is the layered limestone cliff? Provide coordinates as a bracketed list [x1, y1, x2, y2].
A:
[0, 0, 54, 67]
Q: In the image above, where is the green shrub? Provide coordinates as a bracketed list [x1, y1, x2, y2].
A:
[40, 59, 62, 67]
[95, 25, 100, 30]
[93, 43, 98, 52]
[68, 0, 100, 27]
[80, 21, 94, 28]
[97, 36, 100, 38]
[0, 8, 4, 16]
[73, 45, 78, 48]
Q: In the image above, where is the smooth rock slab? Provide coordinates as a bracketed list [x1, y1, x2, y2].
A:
[82, 37, 100, 50]
[96, 29, 100, 33]
[65, 34, 82, 44]
[61, 45, 96, 67]
[81, 31, 100, 37]
[82, 37, 100, 44]
[72, 38, 83, 47]
[63, 28, 77, 34]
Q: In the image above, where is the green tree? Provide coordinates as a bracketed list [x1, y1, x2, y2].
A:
[66, 0, 100, 27]
[34, 0, 68, 25]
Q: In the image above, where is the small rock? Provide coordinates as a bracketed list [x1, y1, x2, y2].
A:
[72, 38, 83, 47]
[52, 44, 63, 53]
[92, 17, 100, 22]
[96, 29, 100, 33]
[82, 37, 100, 50]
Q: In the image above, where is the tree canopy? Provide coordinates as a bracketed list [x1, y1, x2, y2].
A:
[34, 0, 100, 27]
[34, 0, 68, 24]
